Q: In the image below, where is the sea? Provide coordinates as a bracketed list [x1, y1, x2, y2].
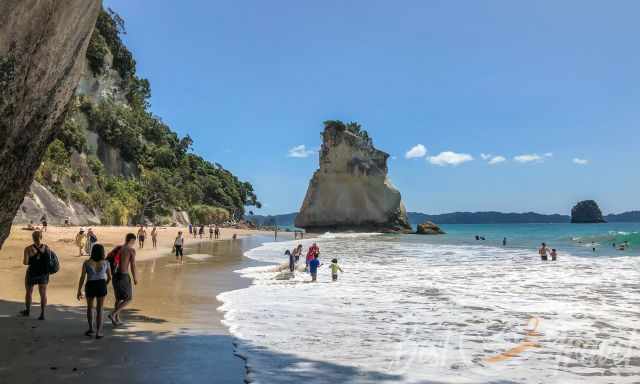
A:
[217, 223, 640, 383]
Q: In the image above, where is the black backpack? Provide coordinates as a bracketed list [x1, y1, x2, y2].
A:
[47, 248, 60, 274]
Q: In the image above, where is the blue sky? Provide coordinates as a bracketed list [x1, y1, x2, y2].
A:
[104, 0, 639, 215]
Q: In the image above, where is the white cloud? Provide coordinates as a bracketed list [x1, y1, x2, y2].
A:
[514, 153, 544, 163]
[427, 151, 474, 166]
[480, 153, 492, 160]
[405, 144, 427, 159]
[544, 152, 553, 157]
[488, 155, 506, 165]
[573, 158, 588, 165]
[287, 145, 315, 158]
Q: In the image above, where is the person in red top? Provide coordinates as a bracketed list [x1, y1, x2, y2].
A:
[305, 243, 319, 272]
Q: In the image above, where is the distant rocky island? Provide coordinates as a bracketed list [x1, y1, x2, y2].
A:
[571, 200, 606, 223]
[294, 120, 412, 233]
[250, 209, 640, 227]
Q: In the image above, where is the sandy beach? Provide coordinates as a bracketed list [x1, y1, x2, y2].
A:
[0, 225, 278, 384]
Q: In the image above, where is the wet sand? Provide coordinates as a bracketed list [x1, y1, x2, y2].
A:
[0, 225, 279, 384]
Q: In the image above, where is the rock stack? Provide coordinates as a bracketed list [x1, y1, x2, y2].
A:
[295, 121, 412, 233]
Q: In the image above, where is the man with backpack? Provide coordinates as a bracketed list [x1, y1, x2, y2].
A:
[21, 230, 59, 320]
[107, 233, 138, 326]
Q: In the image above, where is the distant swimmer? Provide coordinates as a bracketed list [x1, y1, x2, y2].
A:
[503, 237, 507, 247]
[475, 235, 480, 241]
[550, 249, 557, 261]
[539, 243, 549, 261]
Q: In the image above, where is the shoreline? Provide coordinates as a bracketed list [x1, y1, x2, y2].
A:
[0, 225, 276, 384]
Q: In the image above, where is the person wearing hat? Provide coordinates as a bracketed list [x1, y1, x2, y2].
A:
[75, 228, 87, 256]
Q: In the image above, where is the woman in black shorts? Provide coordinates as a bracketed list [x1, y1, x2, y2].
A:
[77, 244, 112, 339]
[22, 230, 52, 320]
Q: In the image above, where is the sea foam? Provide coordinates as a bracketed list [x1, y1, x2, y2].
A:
[218, 233, 640, 383]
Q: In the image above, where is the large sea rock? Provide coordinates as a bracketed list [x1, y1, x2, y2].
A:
[571, 200, 606, 223]
[0, 0, 101, 248]
[295, 123, 412, 233]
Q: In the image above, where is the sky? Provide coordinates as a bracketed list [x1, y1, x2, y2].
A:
[104, 0, 639, 215]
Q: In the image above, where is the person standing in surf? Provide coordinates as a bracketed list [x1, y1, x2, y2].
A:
[309, 253, 321, 282]
[330, 258, 343, 281]
[137, 225, 147, 249]
[539, 243, 549, 261]
[174, 231, 185, 264]
[305, 243, 319, 272]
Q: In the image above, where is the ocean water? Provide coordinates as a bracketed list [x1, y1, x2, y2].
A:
[218, 224, 640, 383]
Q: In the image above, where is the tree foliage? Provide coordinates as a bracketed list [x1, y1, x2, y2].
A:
[36, 7, 261, 224]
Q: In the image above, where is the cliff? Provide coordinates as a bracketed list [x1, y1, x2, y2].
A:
[295, 121, 411, 233]
[571, 200, 606, 223]
[12, 7, 260, 227]
[0, 0, 101, 247]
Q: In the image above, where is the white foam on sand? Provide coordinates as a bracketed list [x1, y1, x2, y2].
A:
[218, 234, 640, 383]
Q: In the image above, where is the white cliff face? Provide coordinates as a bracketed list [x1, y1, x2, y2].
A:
[295, 125, 411, 233]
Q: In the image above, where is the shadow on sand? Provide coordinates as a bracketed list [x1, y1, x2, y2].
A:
[0, 299, 446, 384]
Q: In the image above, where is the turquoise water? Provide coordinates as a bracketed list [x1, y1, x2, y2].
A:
[408, 222, 640, 257]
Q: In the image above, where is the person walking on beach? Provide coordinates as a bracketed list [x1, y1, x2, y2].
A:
[199, 225, 205, 239]
[214, 225, 220, 239]
[330, 258, 343, 281]
[109, 234, 138, 326]
[539, 243, 549, 261]
[188, 223, 193, 237]
[22, 231, 55, 320]
[40, 214, 47, 232]
[309, 253, 321, 282]
[174, 231, 185, 264]
[77, 244, 112, 339]
[151, 226, 158, 248]
[137, 225, 147, 249]
[209, 225, 214, 240]
[75, 228, 87, 256]
[86, 228, 98, 255]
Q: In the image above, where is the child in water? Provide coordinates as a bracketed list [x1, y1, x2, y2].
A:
[550, 249, 557, 261]
[309, 254, 321, 282]
[330, 258, 343, 281]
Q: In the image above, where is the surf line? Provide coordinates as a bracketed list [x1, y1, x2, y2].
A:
[484, 317, 542, 364]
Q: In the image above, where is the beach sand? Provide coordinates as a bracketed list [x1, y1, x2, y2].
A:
[0, 225, 278, 384]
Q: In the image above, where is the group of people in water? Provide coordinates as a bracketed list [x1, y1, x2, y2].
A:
[22, 230, 138, 339]
[284, 242, 343, 282]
